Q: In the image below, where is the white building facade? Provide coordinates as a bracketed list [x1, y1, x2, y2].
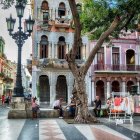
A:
[31, 0, 90, 106]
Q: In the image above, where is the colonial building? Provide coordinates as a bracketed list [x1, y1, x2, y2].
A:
[31, 0, 89, 106]
[0, 36, 17, 98]
[90, 32, 140, 105]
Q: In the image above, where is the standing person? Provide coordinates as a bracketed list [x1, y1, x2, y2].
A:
[32, 97, 39, 119]
[2, 95, 5, 106]
[53, 98, 63, 118]
[93, 96, 101, 117]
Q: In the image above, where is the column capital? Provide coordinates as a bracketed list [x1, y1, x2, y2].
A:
[121, 77, 126, 82]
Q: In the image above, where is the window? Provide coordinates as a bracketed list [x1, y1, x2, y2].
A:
[76, 4, 82, 14]
[97, 47, 104, 70]
[41, 1, 49, 11]
[58, 2, 66, 18]
[40, 35, 48, 59]
[76, 46, 81, 59]
[41, 1, 49, 25]
[58, 36, 66, 59]
[112, 47, 120, 70]
[43, 12, 49, 24]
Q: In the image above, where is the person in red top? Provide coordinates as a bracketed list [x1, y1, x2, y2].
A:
[2, 95, 5, 106]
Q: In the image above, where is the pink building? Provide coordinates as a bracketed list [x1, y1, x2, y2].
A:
[90, 32, 140, 112]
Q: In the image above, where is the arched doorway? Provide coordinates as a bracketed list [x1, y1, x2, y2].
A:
[127, 81, 134, 92]
[126, 49, 135, 71]
[39, 75, 50, 103]
[56, 75, 67, 103]
[96, 80, 105, 104]
[112, 81, 120, 92]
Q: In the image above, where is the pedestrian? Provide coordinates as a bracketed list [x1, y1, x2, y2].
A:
[32, 97, 39, 119]
[93, 96, 101, 117]
[2, 95, 5, 106]
[53, 98, 64, 118]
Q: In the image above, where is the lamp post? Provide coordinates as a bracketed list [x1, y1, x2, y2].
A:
[6, 1, 34, 97]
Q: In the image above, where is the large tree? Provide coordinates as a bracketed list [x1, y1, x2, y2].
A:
[66, 0, 140, 123]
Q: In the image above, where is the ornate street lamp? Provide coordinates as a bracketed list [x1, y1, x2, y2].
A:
[6, 1, 34, 97]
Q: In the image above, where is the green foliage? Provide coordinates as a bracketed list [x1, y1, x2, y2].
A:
[0, 0, 27, 9]
[81, 0, 140, 40]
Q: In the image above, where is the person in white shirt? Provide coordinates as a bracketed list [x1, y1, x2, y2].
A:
[53, 98, 63, 118]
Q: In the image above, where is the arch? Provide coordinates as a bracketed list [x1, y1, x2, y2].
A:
[41, 1, 49, 10]
[126, 49, 135, 70]
[58, 36, 66, 59]
[58, 2, 66, 18]
[127, 80, 134, 92]
[56, 75, 67, 103]
[112, 80, 120, 92]
[39, 75, 50, 103]
[40, 35, 48, 59]
[96, 80, 105, 104]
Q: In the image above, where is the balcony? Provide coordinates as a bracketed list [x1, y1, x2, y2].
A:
[54, 17, 70, 28]
[38, 58, 85, 69]
[92, 64, 140, 72]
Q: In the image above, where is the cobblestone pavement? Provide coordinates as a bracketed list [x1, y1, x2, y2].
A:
[0, 106, 140, 140]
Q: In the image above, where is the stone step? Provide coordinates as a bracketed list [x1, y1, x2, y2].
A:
[8, 108, 69, 119]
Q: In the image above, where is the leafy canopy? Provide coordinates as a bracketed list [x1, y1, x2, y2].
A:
[0, 0, 27, 9]
[81, 0, 140, 40]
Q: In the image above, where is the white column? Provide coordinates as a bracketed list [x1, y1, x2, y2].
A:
[137, 81, 140, 94]
[50, 85, 56, 106]
[66, 44, 69, 54]
[32, 67, 37, 98]
[38, 43, 40, 59]
[84, 44, 86, 60]
[122, 81, 126, 92]
[66, 74, 74, 103]
[91, 81, 95, 103]
[50, 74, 57, 106]
[52, 43, 54, 58]
[107, 81, 111, 99]
[55, 44, 57, 59]
[68, 85, 73, 103]
[49, 42, 52, 58]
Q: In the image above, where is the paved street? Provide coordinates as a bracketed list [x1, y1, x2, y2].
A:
[0, 106, 140, 140]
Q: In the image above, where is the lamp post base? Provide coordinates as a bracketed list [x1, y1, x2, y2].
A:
[13, 86, 24, 97]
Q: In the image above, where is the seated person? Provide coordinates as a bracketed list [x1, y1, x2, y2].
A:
[53, 98, 63, 118]
[93, 96, 101, 117]
[66, 96, 76, 117]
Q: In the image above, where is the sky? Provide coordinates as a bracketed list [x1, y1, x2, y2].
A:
[0, 2, 32, 65]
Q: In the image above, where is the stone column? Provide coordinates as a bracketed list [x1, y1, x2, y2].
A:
[50, 73, 57, 106]
[48, 42, 52, 58]
[66, 74, 74, 103]
[52, 43, 54, 58]
[38, 43, 40, 59]
[66, 43, 69, 54]
[122, 81, 126, 92]
[32, 66, 38, 98]
[107, 81, 111, 98]
[54, 44, 58, 59]
[137, 79, 140, 94]
[122, 77, 126, 93]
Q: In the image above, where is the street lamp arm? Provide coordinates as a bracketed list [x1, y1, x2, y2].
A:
[10, 31, 31, 45]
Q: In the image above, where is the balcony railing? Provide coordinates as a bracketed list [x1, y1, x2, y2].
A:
[92, 64, 140, 72]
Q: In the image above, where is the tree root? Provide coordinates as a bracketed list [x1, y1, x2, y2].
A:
[74, 113, 99, 124]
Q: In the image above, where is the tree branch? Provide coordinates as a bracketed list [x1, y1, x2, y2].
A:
[83, 16, 121, 74]
[68, 0, 82, 61]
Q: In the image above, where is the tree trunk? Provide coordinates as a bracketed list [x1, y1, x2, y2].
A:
[71, 70, 98, 123]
